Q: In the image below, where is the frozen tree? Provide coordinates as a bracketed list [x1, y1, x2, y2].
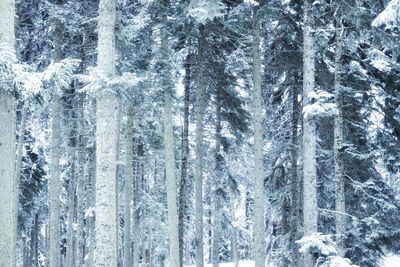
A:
[0, 0, 17, 266]
[95, 0, 119, 266]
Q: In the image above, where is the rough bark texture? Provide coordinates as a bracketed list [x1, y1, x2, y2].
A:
[290, 73, 300, 266]
[123, 105, 134, 267]
[66, 155, 77, 267]
[0, 0, 17, 266]
[178, 53, 191, 267]
[87, 146, 96, 267]
[95, 0, 118, 266]
[302, 1, 318, 266]
[252, 5, 266, 267]
[195, 23, 206, 267]
[334, 25, 346, 257]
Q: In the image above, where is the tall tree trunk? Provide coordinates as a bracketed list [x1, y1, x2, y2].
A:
[49, 0, 63, 264]
[123, 104, 134, 267]
[76, 92, 86, 267]
[252, 5, 265, 267]
[161, 1, 180, 264]
[133, 159, 140, 267]
[95, 0, 118, 265]
[0, 1, 17, 266]
[302, 1, 318, 266]
[212, 87, 222, 267]
[178, 52, 191, 267]
[229, 197, 239, 267]
[334, 23, 346, 257]
[290, 72, 300, 266]
[195, 23, 206, 267]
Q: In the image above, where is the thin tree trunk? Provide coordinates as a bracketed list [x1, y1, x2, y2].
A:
[133, 159, 140, 267]
[95, 0, 118, 265]
[212, 87, 222, 267]
[178, 52, 191, 267]
[290, 73, 300, 266]
[76, 92, 86, 267]
[302, 1, 318, 266]
[195, 23, 206, 267]
[87, 145, 96, 267]
[123, 104, 134, 267]
[66, 156, 77, 267]
[230, 197, 239, 267]
[0, 1, 17, 266]
[252, 5, 265, 267]
[334, 23, 346, 257]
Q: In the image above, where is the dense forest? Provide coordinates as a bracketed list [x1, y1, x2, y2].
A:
[1, 0, 400, 266]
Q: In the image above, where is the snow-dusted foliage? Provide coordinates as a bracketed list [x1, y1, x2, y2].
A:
[372, 0, 400, 29]
[188, 0, 226, 24]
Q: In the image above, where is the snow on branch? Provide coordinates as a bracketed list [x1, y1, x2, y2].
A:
[188, 0, 226, 24]
[302, 90, 336, 119]
[372, 0, 400, 29]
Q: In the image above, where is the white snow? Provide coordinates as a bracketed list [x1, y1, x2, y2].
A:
[381, 254, 400, 267]
[372, 0, 400, 29]
[186, 260, 255, 267]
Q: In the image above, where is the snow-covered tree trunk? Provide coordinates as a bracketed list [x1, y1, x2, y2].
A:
[133, 160, 140, 267]
[290, 72, 300, 266]
[178, 52, 191, 267]
[50, 91, 62, 267]
[95, 0, 118, 265]
[0, 0, 17, 266]
[252, 5, 265, 267]
[123, 104, 134, 267]
[334, 24, 346, 257]
[302, 1, 318, 266]
[161, 1, 180, 264]
[195, 23, 206, 267]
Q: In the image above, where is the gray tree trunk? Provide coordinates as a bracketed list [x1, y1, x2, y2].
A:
[123, 105, 134, 267]
[334, 24, 346, 257]
[302, 1, 318, 266]
[0, 0, 17, 266]
[290, 73, 300, 266]
[95, 0, 118, 265]
[178, 53, 191, 267]
[195, 23, 206, 267]
[252, 5, 265, 267]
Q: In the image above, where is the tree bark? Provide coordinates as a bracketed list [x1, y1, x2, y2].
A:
[95, 0, 118, 265]
[334, 23, 346, 257]
[252, 5, 265, 267]
[302, 1, 318, 266]
[123, 104, 134, 267]
[290, 72, 300, 266]
[178, 52, 191, 267]
[195, 23, 206, 267]
[0, 1, 17, 266]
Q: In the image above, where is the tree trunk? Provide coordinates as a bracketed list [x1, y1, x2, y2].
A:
[76, 92, 86, 267]
[0, 1, 17, 266]
[230, 197, 239, 267]
[87, 145, 96, 267]
[195, 23, 206, 267]
[334, 23, 346, 257]
[302, 1, 318, 266]
[252, 5, 265, 267]
[95, 0, 118, 265]
[290, 72, 300, 266]
[178, 52, 191, 267]
[66, 156, 77, 267]
[161, 1, 180, 264]
[212, 87, 222, 267]
[123, 104, 134, 267]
